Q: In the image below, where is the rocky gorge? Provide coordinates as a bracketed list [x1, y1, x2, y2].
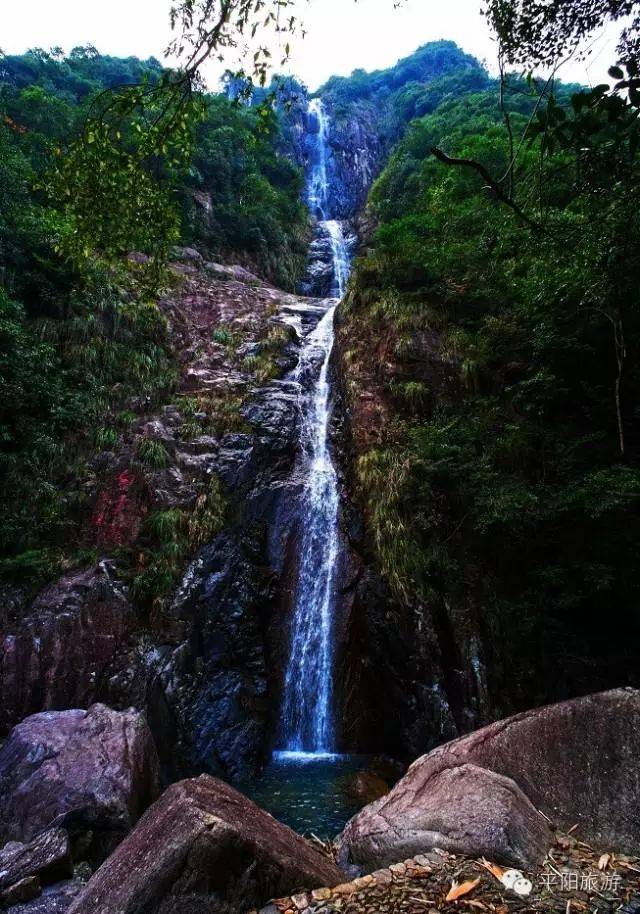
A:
[0, 40, 497, 790]
[1, 37, 639, 914]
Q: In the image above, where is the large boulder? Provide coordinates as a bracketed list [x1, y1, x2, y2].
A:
[0, 564, 133, 734]
[0, 705, 161, 861]
[337, 763, 551, 870]
[0, 828, 72, 895]
[339, 689, 640, 869]
[68, 774, 345, 914]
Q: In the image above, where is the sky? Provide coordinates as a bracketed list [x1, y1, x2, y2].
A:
[0, 0, 623, 90]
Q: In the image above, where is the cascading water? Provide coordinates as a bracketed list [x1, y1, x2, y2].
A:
[246, 98, 375, 837]
[279, 98, 351, 755]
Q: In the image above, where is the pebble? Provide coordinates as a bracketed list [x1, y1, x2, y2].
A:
[255, 844, 637, 914]
[372, 869, 393, 885]
[332, 883, 357, 896]
[352, 875, 374, 889]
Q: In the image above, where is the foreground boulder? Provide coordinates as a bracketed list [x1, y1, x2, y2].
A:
[337, 763, 550, 870]
[339, 689, 640, 869]
[0, 828, 72, 902]
[68, 775, 345, 914]
[0, 705, 161, 861]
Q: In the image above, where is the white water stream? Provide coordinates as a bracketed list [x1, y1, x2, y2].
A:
[279, 99, 351, 754]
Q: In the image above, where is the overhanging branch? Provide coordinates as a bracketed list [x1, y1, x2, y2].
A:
[431, 147, 539, 230]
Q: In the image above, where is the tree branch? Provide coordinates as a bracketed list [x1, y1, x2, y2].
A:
[430, 146, 540, 230]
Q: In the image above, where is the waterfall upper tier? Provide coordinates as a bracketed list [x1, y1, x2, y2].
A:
[300, 99, 356, 300]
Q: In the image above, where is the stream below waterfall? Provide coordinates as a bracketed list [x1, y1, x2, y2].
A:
[245, 754, 373, 838]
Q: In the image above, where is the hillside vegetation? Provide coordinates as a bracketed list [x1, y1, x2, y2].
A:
[341, 68, 640, 709]
[0, 47, 307, 581]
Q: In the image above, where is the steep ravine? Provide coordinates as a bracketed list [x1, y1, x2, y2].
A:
[294, 90, 493, 760]
[0, 256, 342, 783]
[0, 62, 492, 788]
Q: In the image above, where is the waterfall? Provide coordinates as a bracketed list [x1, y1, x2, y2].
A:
[279, 99, 351, 756]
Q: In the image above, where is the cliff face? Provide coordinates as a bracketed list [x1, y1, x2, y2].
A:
[296, 51, 497, 759]
[0, 254, 335, 782]
[319, 100, 387, 220]
[331, 302, 492, 761]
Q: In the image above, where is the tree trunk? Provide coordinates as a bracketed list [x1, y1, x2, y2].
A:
[613, 314, 626, 456]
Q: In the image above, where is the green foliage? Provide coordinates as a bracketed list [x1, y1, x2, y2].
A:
[239, 324, 294, 382]
[176, 391, 248, 437]
[322, 42, 484, 110]
[0, 47, 307, 576]
[182, 94, 309, 290]
[133, 475, 226, 608]
[94, 427, 118, 449]
[1, 47, 308, 288]
[347, 70, 640, 703]
[136, 437, 170, 469]
[320, 42, 490, 149]
[47, 85, 199, 275]
[485, 0, 640, 72]
[0, 270, 176, 569]
[212, 327, 234, 345]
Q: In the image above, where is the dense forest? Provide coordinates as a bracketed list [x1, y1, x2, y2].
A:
[340, 62, 640, 708]
[0, 47, 307, 584]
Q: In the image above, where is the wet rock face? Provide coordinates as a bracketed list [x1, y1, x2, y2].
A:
[154, 531, 274, 782]
[299, 223, 358, 299]
[0, 259, 335, 784]
[320, 102, 386, 220]
[149, 374, 309, 781]
[0, 704, 161, 862]
[4, 879, 85, 914]
[68, 774, 345, 914]
[294, 99, 384, 224]
[0, 565, 134, 735]
[340, 771, 389, 806]
[337, 763, 552, 871]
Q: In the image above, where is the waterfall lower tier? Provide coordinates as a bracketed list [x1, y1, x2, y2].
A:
[325, 220, 349, 298]
[280, 304, 340, 753]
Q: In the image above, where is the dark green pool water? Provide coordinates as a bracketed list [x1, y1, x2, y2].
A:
[243, 752, 374, 839]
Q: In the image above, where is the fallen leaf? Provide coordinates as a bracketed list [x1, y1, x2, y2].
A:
[598, 853, 611, 871]
[478, 859, 505, 881]
[446, 878, 481, 902]
[465, 901, 487, 909]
